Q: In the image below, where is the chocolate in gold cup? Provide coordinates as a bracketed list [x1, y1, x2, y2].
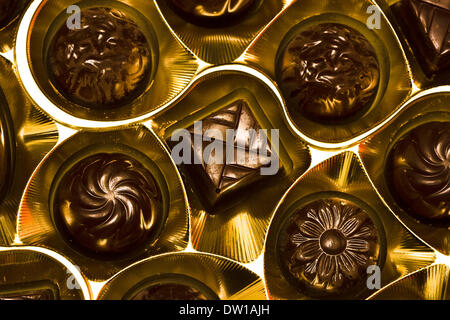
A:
[360, 89, 450, 255]
[0, 56, 58, 246]
[0, 246, 90, 300]
[152, 64, 311, 263]
[241, 0, 412, 147]
[98, 252, 266, 300]
[264, 152, 435, 300]
[17, 126, 189, 281]
[155, 0, 286, 64]
[15, 0, 199, 129]
[369, 264, 450, 300]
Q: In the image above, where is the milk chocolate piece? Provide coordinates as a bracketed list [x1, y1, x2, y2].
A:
[388, 122, 450, 224]
[168, 0, 258, 25]
[55, 153, 164, 256]
[48, 7, 152, 108]
[0, 0, 18, 27]
[278, 199, 380, 295]
[396, 0, 450, 75]
[278, 23, 380, 122]
[131, 283, 208, 300]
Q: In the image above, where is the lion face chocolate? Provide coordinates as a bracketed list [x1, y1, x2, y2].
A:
[47, 7, 152, 108]
[278, 199, 380, 295]
[278, 23, 380, 122]
[388, 122, 450, 225]
[55, 153, 164, 256]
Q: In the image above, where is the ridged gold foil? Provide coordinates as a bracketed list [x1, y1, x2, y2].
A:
[359, 90, 450, 255]
[264, 152, 436, 300]
[98, 252, 267, 300]
[152, 65, 311, 263]
[17, 126, 189, 281]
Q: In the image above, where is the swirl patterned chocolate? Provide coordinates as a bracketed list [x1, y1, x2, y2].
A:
[278, 199, 380, 295]
[278, 23, 380, 122]
[55, 153, 164, 256]
[48, 7, 151, 108]
[388, 122, 450, 224]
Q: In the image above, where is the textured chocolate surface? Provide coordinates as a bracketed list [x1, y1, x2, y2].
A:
[0, 0, 18, 27]
[131, 283, 208, 300]
[168, 0, 257, 23]
[279, 199, 380, 295]
[55, 153, 163, 256]
[278, 23, 380, 122]
[398, 0, 450, 75]
[48, 7, 151, 108]
[388, 122, 450, 224]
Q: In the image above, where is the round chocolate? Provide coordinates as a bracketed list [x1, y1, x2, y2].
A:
[55, 153, 163, 256]
[0, 0, 18, 27]
[48, 7, 152, 108]
[278, 23, 380, 122]
[168, 0, 257, 24]
[278, 199, 380, 295]
[131, 283, 208, 300]
[388, 122, 450, 224]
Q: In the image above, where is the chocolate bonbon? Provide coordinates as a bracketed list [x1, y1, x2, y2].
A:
[387, 122, 450, 224]
[278, 199, 380, 295]
[277, 23, 380, 122]
[395, 0, 450, 76]
[47, 7, 152, 108]
[54, 153, 164, 256]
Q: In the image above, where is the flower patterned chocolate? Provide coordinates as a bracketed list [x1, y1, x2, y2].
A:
[278, 23, 380, 122]
[48, 7, 152, 108]
[388, 122, 450, 224]
[280, 199, 380, 294]
[55, 153, 164, 256]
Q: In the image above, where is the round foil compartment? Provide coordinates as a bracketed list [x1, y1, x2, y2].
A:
[17, 126, 189, 281]
[264, 152, 436, 300]
[155, 0, 285, 64]
[0, 246, 90, 300]
[241, 0, 412, 147]
[360, 90, 450, 255]
[16, 0, 199, 129]
[152, 64, 311, 263]
[98, 252, 266, 300]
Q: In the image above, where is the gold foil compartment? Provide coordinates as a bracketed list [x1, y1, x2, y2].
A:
[359, 90, 450, 255]
[241, 0, 412, 146]
[0, 246, 90, 299]
[155, 0, 287, 65]
[15, 0, 199, 128]
[98, 252, 266, 300]
[152, 65, 311, 263]
[369, 264, 450, 300]
[17, 126, 189, 281]
[0, 55, 58, 246]
[264, 152, 436, 300]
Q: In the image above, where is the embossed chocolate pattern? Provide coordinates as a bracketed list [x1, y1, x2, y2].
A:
[399, 0, 450, 74]
[48, 7, 151, 108]
[0, 0, 18, 27]
[131, 283, 208, 300]
[56, 153, 163, 255]
[388, 122, 450, 223]
[169, 0, 256, 21]
[278, 23, 380, 122]
[279, 199, 379, 294]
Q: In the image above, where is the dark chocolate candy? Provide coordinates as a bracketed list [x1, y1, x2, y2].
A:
[388, 122, 450, 224]
[168, 0, 257, 24]
[0, 0, 18, 27]
[48, 7, 151, 108]
[278, 199, 380, 295]
[278, 23, 380, 122]
[55, 153, 163, 256]
[131, 283, 208, 300]
[397, 0, 450, 75]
